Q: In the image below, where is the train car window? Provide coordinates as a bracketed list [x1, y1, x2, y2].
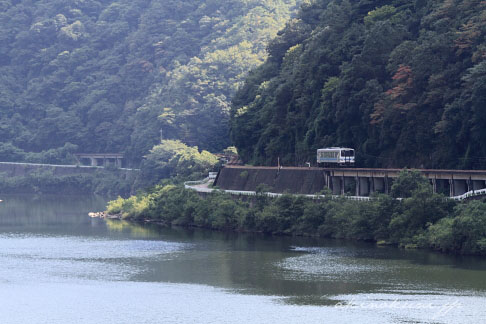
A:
[319, 150, 349, 159]
[322, 152, 337, 158]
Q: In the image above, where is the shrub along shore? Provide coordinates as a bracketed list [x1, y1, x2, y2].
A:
[107, 171, 486, 256]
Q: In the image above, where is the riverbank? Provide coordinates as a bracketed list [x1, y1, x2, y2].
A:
[106, 171, 486, 256]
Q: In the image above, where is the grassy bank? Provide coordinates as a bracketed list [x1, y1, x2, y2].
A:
[107, 171, 486, 256]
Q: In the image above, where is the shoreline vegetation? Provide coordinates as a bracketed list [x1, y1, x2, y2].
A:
[106, 170, 486, 256]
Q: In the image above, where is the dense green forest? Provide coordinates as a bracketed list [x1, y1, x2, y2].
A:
[231, 0, 486, 169]
[0, 0, 297, 165]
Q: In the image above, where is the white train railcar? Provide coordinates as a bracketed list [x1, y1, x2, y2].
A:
[317, 147, 355, 166]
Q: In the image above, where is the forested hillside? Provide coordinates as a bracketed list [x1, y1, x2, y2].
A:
[231, 0, 486, 169]
[0, 0, 297, 164]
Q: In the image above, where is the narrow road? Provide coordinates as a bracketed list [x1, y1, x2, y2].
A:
[184, 178, 371, 200]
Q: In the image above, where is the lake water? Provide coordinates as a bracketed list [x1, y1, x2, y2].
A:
[0, 194, 485, 324]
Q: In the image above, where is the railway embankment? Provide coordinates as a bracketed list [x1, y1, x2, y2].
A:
[214, 165, 326, 194]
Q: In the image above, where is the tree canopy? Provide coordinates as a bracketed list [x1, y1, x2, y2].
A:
[141, 139, 219, 185]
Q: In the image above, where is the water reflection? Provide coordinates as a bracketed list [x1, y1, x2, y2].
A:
[105, 219, 161, 238]
[0, 194, 107, 234]
[102, 220, 486, 304]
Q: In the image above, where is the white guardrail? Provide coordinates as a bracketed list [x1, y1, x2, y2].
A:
[451, 188, 486, 201]
[184, 178, 371, 201]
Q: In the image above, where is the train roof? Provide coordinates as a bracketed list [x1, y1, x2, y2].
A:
[317, 147, 354, 151]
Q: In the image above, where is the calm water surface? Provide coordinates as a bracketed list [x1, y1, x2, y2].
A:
[0, 194, 485, 324]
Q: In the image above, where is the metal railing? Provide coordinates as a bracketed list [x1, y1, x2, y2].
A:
[451, 188, 486, 201]
[184, 179, 372, 201]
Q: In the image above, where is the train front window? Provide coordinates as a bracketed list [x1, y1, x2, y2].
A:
[341, 150, 354, 157]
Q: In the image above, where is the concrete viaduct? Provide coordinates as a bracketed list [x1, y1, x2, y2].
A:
[325, 168, 486, 197]
[74, 153, 124, 168]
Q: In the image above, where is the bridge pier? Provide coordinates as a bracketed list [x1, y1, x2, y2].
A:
[331, 176, 343, 195]
[451, 179, 468, 196]
[473, 180, 485, 192]
[344, 177, 354, 195]
[356, 177, 369, 196]
[373, 177, 385, 193]
[330, 176, 358, 195]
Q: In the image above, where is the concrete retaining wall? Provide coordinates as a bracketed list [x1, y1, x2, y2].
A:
[214, 166, 326, 194]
